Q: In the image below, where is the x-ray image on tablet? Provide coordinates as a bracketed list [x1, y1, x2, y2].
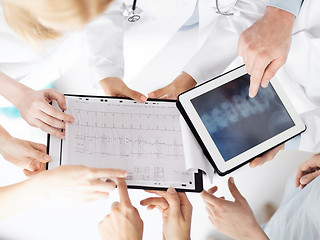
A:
[177, 65, 305, 175]
[191, 74, 294, 161]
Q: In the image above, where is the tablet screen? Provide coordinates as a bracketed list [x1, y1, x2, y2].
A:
[191, 74, 294, 162]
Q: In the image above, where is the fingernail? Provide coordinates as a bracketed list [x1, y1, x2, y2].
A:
[122, 171, 128, 177]
[68, 117, 75, 123]
[43, 155, 51, 161]
[230, 177, 234, 184]
[168, 187, 176, 194]
[148, 92, 155, 98]
[249, 92, 254, 98]
[140, 95, 147, 102]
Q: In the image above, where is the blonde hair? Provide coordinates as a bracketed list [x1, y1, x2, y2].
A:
[3, 0, 112, 43]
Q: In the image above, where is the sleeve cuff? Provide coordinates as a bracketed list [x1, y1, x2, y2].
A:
[268, 0, 303, 17]
[284, 134, 301, 150]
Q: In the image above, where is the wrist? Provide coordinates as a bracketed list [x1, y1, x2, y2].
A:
[243, 223, 268, 240]
[0, 126, 13, 155]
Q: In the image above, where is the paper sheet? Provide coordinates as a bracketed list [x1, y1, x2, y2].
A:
[62, 96, 197, 189]
[180, 116, 214, 181]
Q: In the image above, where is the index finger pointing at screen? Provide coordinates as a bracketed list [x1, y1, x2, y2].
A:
[116, 178, 132, 206]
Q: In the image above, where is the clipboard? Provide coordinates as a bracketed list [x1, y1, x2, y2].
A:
[47, 94, 203, 192]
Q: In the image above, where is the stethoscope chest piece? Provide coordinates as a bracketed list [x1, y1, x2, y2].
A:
[123, 5, 142, 22]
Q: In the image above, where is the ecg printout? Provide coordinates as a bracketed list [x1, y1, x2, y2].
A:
[62, 96, 196, 189]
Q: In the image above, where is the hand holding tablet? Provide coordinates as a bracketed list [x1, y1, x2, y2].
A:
[177, 65, 305, 176]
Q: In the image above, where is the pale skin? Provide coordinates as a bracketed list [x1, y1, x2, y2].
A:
[0, 71, 74, 139]
[99, 72, 197, 102]
[140, 188, 192, 240]
[295, 153, 320, 189]
[0, 125, 51, 176]
[98, 178, 143, 240]
[201, 177, 269, 240]
[238, 6, 296, 98]
[0, 165, 127, 220]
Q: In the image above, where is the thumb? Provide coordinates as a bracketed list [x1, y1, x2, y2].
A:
[28, 148, 51, 163]
[300, 171, 320, 186]
[228, 177, 244, 201]
[148, 85, 172, 99]
[46, 89, 67, 111]
[122, 86, 147, 103]
[166, 188, 181, 216]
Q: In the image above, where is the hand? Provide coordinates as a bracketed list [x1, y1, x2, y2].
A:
[148, 72, 196, 100]
[100, 77, 147, 103]
[249, 144, 284, 168]
[15, 88, 75, 139]
[140, 188, 192, 240]
[295, 154, 320, 189]
[0, 136, 50, 176]
[98, 178, 143, 240]
[201, 178, 269, 240]
[238, 7, 295, 98]
[32, 166, 127, 202]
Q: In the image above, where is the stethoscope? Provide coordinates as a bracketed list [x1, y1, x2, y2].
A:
[123, 0, 239, 23]
[216, 0, 239, 16]
[122, 0, 142, 23]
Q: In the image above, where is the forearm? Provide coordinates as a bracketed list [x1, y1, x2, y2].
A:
[0, 126, 12, 156]
[0, 178, 45, 220]
[0, 71, 32, 106]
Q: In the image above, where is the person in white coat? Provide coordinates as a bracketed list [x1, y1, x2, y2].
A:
[0, 0, 116, 139]
[91, 0, 305, 105]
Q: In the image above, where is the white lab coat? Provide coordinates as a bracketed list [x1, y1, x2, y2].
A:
[264, 173, 320, 240]
[274, 0, 320, 153]
[0, 0, 268, 105]
[85, 0, 269, 86]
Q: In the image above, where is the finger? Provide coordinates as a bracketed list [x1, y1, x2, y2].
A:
[177, 192, 192, 220]
[260, 58, 285, 88]
[91, 168, 128, 178]
[45, 89, 68, 111]
[145, 190, 167, 198]
[250, 57, 271, 97]
[237, 32, 245, 57]
[90, 192, 110, 200]
[147, 205, 156, 210]
[249, 74, 260, 98]
[166, 188, 181, 216]
[299, 156, 320, 173]
[111, 201, 120, 209]
[295, 169, 303, 188]
[37, 110, 66, 129]
[28, 142, 51, 163]
[39, 100, 74, 123]
[92, 180, 117, 193]
[249, 157, 262, 168]
[208, 215, 215, 226]
[122, 87, 147, 103]
[300, 171, 320, 186]
[201, 190, 224, 207]
[23, 164, 46, 176]
[33, 119, 65, 139]
[116, 178, 132, 206]
[148, 85, 171, 99]
[228, 177, 244, 201]
[25, 159, 42, 171]
[207, 186, 218, 195]
[140, 197, 169, 209]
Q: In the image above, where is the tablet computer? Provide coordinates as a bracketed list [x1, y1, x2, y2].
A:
[47, 95, 203, 192]
[177, 65, 306, 176]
